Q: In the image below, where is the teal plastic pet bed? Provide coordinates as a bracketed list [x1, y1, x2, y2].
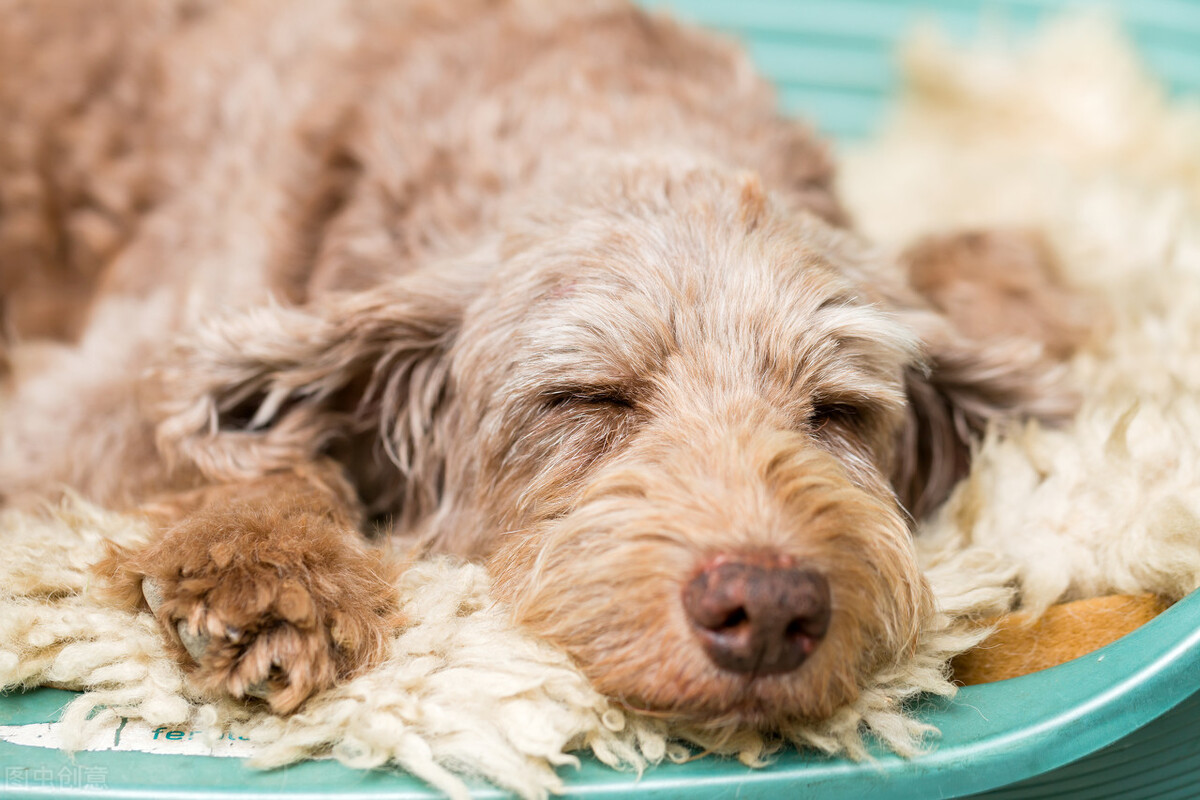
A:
[3, 1, 1199, 797]
[1, 588, 1197, 798]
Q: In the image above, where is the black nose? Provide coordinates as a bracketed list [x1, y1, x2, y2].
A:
[682, 559, 830, 675]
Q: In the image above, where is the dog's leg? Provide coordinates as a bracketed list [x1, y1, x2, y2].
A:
[902, 229, 1095, 359]
[96, 462, 399, 713]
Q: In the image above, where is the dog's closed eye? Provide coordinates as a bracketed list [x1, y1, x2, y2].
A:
[807, 401, 862, 433]
[543, 388, 635, 411]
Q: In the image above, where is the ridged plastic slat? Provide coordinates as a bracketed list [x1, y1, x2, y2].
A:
[640, 0, 1200, 138]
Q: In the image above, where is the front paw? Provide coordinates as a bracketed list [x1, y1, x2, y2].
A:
[105, 508, 399, 712]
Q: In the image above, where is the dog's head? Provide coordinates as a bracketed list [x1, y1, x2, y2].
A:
[159, 155, 1067, 726]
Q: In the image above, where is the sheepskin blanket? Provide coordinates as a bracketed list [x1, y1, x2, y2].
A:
[3, 14, 1199, 800]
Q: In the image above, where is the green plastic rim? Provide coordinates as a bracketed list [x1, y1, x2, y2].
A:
[2, 588, 1197, 798]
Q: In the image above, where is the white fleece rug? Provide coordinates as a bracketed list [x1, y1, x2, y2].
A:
[3, 14, 1199, 800]
[841, 15, 1200, 614]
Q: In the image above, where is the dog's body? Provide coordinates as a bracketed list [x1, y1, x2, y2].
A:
[1, 0, 1080, 727]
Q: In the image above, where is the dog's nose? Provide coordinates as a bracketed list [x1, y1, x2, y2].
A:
[682, 559, 830, 675]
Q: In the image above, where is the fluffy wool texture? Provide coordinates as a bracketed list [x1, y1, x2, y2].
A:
[0, 499, 989, 798]
[841, 15, 1200, 614]
[2, 15, 1199, 800]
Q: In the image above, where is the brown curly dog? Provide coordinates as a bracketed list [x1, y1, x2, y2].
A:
[0, 0, 1084, 727]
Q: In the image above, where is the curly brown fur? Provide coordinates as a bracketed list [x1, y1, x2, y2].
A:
[902, 229, 1095, 361]
[1, 0, 1083, 724]
[95, 465, 400, 713]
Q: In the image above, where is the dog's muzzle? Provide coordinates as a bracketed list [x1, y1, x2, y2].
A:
[682, 558, 830, 676]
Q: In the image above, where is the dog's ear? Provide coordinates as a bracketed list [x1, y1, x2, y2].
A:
[890, 319, 1075, 519]
[154, 265, 483, 500]
[891, 230, 1092, 518]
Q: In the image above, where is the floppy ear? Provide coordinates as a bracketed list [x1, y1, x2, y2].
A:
[890, 229, 1092, 518]
[154, 265, 482, 512]
[891, 317, 1077, 519]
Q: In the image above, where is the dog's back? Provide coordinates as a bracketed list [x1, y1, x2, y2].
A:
[0, 0, 847, 505]
[0, 0, 1087, 727]
[0, 0, 839, 344]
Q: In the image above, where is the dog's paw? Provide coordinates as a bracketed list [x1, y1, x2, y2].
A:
[112, 509, 399, 713]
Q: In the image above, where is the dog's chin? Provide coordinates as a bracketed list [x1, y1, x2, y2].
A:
[580, 636, 861, 729]
[523, 601, 867, 729]
[487, 478, 928, 730]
